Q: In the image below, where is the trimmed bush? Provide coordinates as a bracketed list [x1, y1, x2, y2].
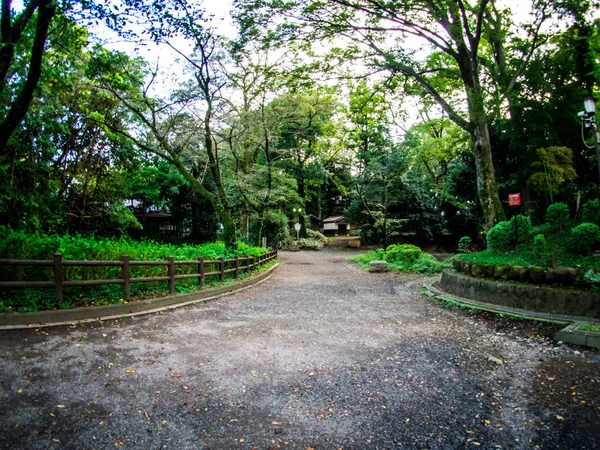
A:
[570, 223, 600, 254]
[486, 221, 511, 252]
[546, 202, 570, 230]
[384, 244, 422, 263]
[488, 216, 531, 252]
[533, 234, 547, 258]
[582, 199, 600, 226]
[509, 214, 532, 244]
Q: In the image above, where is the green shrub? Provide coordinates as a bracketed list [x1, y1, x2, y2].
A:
[584, 269, 600, 285]
[410, 253, 450, 274]
[384, 244, 422, 263]
[280, 236, 324, 251]
[570, 223, 600, 254]
[260, 210, 290, 249]
[298, 237, 324, 250]
[582, 199, 600, 225]
[306, 229, 327, 245]
[486, 221, 511, 252]
[509, 214, 532, 243]
[349, 248, 450, 274]
[546, 202, 570, 230]
[533, 234, 547, 258]
[457, 236, 473, 253]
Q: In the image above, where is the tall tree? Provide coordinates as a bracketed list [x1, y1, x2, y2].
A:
[234, 0, 553, 229]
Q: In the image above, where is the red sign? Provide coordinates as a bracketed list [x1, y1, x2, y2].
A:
[508, 193, 521, 206]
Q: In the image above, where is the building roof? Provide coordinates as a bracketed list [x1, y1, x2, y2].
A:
[323, 215, 345, 223]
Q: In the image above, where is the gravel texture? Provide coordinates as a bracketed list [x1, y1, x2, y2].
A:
[0, 248, 598, 450]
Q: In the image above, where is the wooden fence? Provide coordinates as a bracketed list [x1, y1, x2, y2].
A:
[0, 250, 277, 301]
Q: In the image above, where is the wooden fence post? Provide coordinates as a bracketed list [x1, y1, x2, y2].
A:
[168, 256, 175, 294]
[198, 257, 205, 286]
[53, 253, 63, 301]
[234, 255, 239, 279]
[122, 255, 130, 299]
[245, 254, 249, 273]
[220, 257, 225, 282]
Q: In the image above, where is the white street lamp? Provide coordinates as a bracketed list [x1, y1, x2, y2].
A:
[584, 96, 596, 114]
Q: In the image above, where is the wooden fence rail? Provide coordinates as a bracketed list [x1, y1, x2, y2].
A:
[0, 250, 277, 301]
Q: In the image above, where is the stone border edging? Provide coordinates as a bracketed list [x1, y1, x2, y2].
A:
[555, 324, 600, 348]
[0, 263, 279, 330]
[424, 283, 597, 324]
[439, 270, 600, 319]
[425, 279, 600, 349]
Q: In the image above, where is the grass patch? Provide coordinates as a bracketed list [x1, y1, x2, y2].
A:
[577, 323, 600, 333]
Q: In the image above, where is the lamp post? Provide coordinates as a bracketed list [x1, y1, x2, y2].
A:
[292, 207, 302, 240]
[581, 96, 600, 192]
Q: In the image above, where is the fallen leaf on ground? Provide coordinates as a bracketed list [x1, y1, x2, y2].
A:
[172, 374, 181, 379]
[556, 415, 564, 420]
[125, 369, 135, 374]
[114, 440, 124, 446]
[57, 405, 66, 409]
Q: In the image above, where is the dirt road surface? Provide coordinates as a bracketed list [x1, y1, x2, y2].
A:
[0, 249, 598, 449]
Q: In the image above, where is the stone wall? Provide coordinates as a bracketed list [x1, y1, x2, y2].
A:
[440, 270, 600, 318]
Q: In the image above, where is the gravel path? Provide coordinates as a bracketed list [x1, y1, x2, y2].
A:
[0, 249, 598, 450]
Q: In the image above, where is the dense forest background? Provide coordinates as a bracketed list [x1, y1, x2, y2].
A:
[1, 0, 598, 250]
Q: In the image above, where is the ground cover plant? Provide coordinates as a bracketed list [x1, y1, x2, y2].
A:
[350, 244, 451, 274]
[0, 229, 272, 313]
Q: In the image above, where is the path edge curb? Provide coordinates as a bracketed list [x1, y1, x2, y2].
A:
[424, 282, 600, 349]
[0, 263, 279, 330]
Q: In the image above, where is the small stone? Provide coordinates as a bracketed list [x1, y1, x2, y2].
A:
[487, 356, 503, 365]
[369, 261, 388, 273]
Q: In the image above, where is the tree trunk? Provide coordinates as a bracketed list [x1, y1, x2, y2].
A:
[471, 120, 506, 230]
[204, 108, 238, 250]
[0, 0, 55, 155]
